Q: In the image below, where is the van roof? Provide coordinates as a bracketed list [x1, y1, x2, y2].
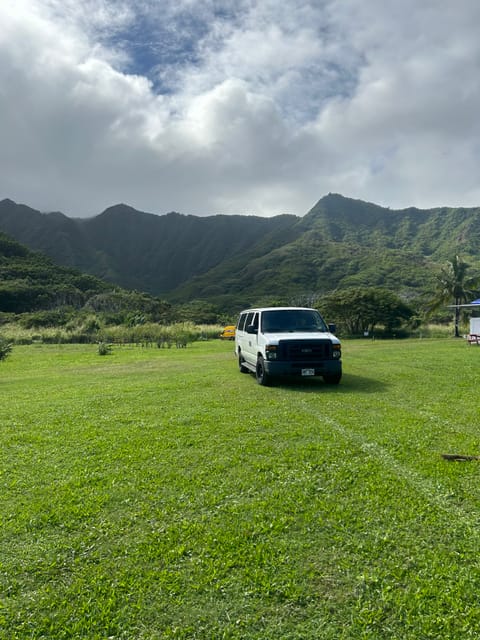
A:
[239, 307, 317, 313]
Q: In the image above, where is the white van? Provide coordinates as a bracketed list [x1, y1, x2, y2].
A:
[235, 307, 342, 386]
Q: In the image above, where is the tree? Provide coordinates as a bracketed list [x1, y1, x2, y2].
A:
[317, 287, 413, 336]
[429, 255, 480, 337]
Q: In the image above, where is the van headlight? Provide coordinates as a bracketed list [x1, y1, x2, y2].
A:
[265, 345, 278, 360]
[332, 344, 341, 359]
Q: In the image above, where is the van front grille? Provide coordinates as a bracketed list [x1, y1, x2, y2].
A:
[279, 340, 331, 361]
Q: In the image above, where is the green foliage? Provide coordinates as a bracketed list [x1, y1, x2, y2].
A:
[175, 299, 223, 324]
[432, 255, 480, 305]
[0, 320, 223, 346]
[82, 315, 102, 334]
[169, 223, 439, 311]
[0, 232, 178, 332]
[427, 255, 480, 336]
[318, 287, 414, 336]
[97, 341, 112, 356]
[0, 336, 12, 360]
[84, 290, 173, 323]
[0, 231, 110, 313]
[19, 308, 75, 328]
[0, 280, 53, 313]
[99, 321, 211, 346]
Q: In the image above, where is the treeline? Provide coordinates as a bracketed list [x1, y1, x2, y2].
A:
[0, 284, 456, 345]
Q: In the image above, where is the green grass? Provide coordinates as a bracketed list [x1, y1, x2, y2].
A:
[2, 338, 480, 639]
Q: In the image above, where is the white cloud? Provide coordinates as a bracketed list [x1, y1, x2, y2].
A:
[1, 0, 480, 217]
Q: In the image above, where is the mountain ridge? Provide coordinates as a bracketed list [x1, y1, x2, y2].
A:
[1, 194, 479, 312]
[0, 198, 299, 297]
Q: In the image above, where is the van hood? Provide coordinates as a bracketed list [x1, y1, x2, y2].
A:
[264, 331, 340, 344]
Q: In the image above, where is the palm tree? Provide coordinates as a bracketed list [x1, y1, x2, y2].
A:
[430, 255, 480, 337]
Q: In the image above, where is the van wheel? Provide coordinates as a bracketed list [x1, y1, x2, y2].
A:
[256, 356, 271, 386]
[238, 352, 249, 373]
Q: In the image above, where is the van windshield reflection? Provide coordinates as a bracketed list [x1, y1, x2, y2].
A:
[261, 310, 327, 333]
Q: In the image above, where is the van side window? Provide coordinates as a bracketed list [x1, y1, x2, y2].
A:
[245, 312, 254, 328]
[252, 312, 259, 331]
[237, 313, 247, 331]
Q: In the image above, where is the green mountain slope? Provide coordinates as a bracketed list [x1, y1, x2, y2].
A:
[300, 194, 480, 258]
[0, 231, 110, 313]
[170, 194, 480, 309]
[1, 193, 480, 312]
[0, 200, 298, 294]
[169, 225, 436, 311]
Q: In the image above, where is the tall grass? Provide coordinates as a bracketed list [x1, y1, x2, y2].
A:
[2, 337, 480, 638]
[0, 321, 223, 345]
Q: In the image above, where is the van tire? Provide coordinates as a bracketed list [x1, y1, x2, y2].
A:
[238, 352, 249, 373]
[256, 356, 271, 386]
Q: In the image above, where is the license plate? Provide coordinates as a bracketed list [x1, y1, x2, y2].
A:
[301, 368, 315, 376]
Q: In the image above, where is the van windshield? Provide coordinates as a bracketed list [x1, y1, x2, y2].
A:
[261, 309, 328, 333]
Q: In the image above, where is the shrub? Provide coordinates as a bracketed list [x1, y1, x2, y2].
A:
[0, 337, 13, 361]
[97, 342, 112, 356]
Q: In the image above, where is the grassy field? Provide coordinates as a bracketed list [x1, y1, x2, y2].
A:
[2, 338, 480, 639]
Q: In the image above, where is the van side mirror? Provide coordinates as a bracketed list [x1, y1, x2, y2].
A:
[328, 323, 336, 334]
[247, 324, 257, 334]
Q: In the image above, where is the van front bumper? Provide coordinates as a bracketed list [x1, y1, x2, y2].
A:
[263, 360, 342, 377]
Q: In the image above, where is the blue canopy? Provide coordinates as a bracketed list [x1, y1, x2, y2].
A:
[448, 299, 480, 307]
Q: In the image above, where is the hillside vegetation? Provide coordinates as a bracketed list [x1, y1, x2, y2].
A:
[0, 231, 110, 313]
[0, 232, 175, 335]
[0, 199, 299, 296]
[1, 194, 480, 314]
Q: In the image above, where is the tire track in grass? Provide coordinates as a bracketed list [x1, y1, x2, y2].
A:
[286, 395, 480, 531]
[286, 395, 480, 639]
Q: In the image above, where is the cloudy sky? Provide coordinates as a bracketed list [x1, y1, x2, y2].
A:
[1, 0, 480, 218]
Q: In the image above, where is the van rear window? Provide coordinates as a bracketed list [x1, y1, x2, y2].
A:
[245, 312, 255, 328]
[237, 313, 247, 331]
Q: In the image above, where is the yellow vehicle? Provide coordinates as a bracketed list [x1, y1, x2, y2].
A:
[219, 325, 236, 340]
